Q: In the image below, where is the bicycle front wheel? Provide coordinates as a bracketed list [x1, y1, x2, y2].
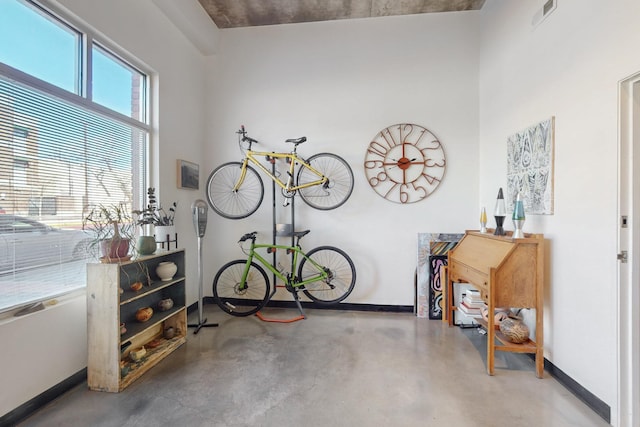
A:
[298, 246, 356, 305]
[206, 162, 264, 219]
[213, 260, 270, 316]
[297, 153, 354, 210]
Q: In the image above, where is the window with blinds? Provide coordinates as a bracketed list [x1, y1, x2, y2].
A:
[0, 0, 149, 312]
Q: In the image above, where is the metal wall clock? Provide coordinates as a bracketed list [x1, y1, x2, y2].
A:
[364, 123, 446, 204]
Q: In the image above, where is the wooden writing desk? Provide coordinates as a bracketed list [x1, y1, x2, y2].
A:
[445, 230, 545, 378]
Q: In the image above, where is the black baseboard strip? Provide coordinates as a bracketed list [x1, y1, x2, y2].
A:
[196, 297, 414, 313]
[0, 368, 87, 427]
[541, 358, 610, 423]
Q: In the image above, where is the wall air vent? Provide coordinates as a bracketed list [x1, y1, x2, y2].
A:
[532, 0, 557, 27]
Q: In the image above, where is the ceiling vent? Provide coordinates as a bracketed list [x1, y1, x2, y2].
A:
[532, 0, 557, 27]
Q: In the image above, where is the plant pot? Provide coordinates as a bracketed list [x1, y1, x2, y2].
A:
[100, 238, 130, 261]
[155, 225, 176, 243]
[136, 235, 156, 255]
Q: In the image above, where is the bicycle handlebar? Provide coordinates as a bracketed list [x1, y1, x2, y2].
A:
[238, 231, 258, 243]
[237, 126, 258, 145]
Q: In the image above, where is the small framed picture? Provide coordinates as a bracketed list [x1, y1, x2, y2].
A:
[177, 159, 199, 190]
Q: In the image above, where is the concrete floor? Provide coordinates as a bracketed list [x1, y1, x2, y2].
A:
[18, 306, 609, 427]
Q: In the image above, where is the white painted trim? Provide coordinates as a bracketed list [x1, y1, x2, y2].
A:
[617, 72, 640, 427]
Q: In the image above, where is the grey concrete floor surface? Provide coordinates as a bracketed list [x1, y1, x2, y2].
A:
[19, 306, 609, 427]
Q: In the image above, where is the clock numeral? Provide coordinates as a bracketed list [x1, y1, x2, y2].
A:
[420, 145, 446, 167]
[367, 142, 389, 158]
[419, 139, 443, 151]
[410, 182, 428, 200]
[384, 182, 399, 200]
[400, 124, 414, 144]
[364, 160, 383, 169]
[424, 157, 446, 168]
[398, 183, 429, 204]
[369, 171, 388, 187]
[421, 172, 442, 185]
[380, 128, 399, 149]
[399, 184, 410, 204]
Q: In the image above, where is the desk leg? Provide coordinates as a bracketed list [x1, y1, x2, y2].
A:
[442, 266, 449, 324]
[487, 277, 495, 375]
[535, 348, 544, 378]
[535, 309, 544, 378]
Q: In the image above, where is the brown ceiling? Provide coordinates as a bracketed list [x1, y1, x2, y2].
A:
[198, 0, 486, 29]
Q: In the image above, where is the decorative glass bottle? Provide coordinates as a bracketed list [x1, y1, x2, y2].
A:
[494, 188, 506, 236]
[480, 207, 487, 233]
[512, 192, 526, 238]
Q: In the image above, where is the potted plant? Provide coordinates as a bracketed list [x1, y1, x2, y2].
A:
[133, 188, 177, 251]
[82, 203, 134, 261]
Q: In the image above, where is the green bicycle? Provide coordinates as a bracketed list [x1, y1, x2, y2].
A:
[206, 126, 354, 219]
[212, 230, 356, 316]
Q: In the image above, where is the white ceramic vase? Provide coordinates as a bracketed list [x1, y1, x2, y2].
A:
[156, 261, 177, 281]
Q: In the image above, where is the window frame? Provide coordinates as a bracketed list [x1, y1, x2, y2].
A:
[0, 0, 152, 313]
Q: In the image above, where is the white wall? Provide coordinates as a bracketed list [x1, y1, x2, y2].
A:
[203, 12, 480, 305]
[0, 0, 214, 417]
[478, 0, 640, 423]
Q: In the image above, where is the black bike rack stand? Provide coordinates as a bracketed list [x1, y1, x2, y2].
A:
[256, 154, 306, 323]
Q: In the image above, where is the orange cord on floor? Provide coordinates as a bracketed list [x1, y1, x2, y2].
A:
[255, 311, 305, 323]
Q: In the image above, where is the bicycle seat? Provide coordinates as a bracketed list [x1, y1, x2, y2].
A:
[285, 137, 307, 145]
[293, 230, 310, 238]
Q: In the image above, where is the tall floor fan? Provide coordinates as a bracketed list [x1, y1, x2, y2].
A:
[188, 199, 218, 334]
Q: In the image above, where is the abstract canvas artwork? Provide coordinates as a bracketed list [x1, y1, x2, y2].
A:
[416, 233, 463, 319]
[506, 117, 555, 214]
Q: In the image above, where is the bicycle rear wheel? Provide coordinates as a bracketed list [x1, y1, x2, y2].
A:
[298, 246, 356, 305]
[206, 162, 264, 219]
[213, 260, 270, 316]
[297, 153, 354, 210]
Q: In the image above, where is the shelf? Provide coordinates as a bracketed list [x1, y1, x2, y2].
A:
[120, 306, 185, 342]
[87, 249, 187, 392]
[475, 317, 537, 352]
[119, 335, 186, 391]
[120, 277, 185, 305]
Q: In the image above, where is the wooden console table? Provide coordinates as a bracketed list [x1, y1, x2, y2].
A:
[445, 230, 545, 378]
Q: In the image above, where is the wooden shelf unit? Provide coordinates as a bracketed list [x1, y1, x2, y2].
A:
[445, 230, 545, 378]
[87, 249, 187, 392]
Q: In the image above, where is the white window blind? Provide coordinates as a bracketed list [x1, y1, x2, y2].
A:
[0, 74, 147, 312]
[0, 0, 149, 312]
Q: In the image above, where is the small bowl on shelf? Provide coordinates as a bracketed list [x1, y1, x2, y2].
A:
[135, 307, 154, 322]
[158, 298, 174, 312]
[129, 346, 146, 362]
[156, 261, 177, 281]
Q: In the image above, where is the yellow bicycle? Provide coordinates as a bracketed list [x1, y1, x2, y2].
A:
[206, 126, 354, 219]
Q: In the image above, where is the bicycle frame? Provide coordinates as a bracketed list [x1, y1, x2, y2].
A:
[233, 149, 328, 193]
[239, 241, 329, 290]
